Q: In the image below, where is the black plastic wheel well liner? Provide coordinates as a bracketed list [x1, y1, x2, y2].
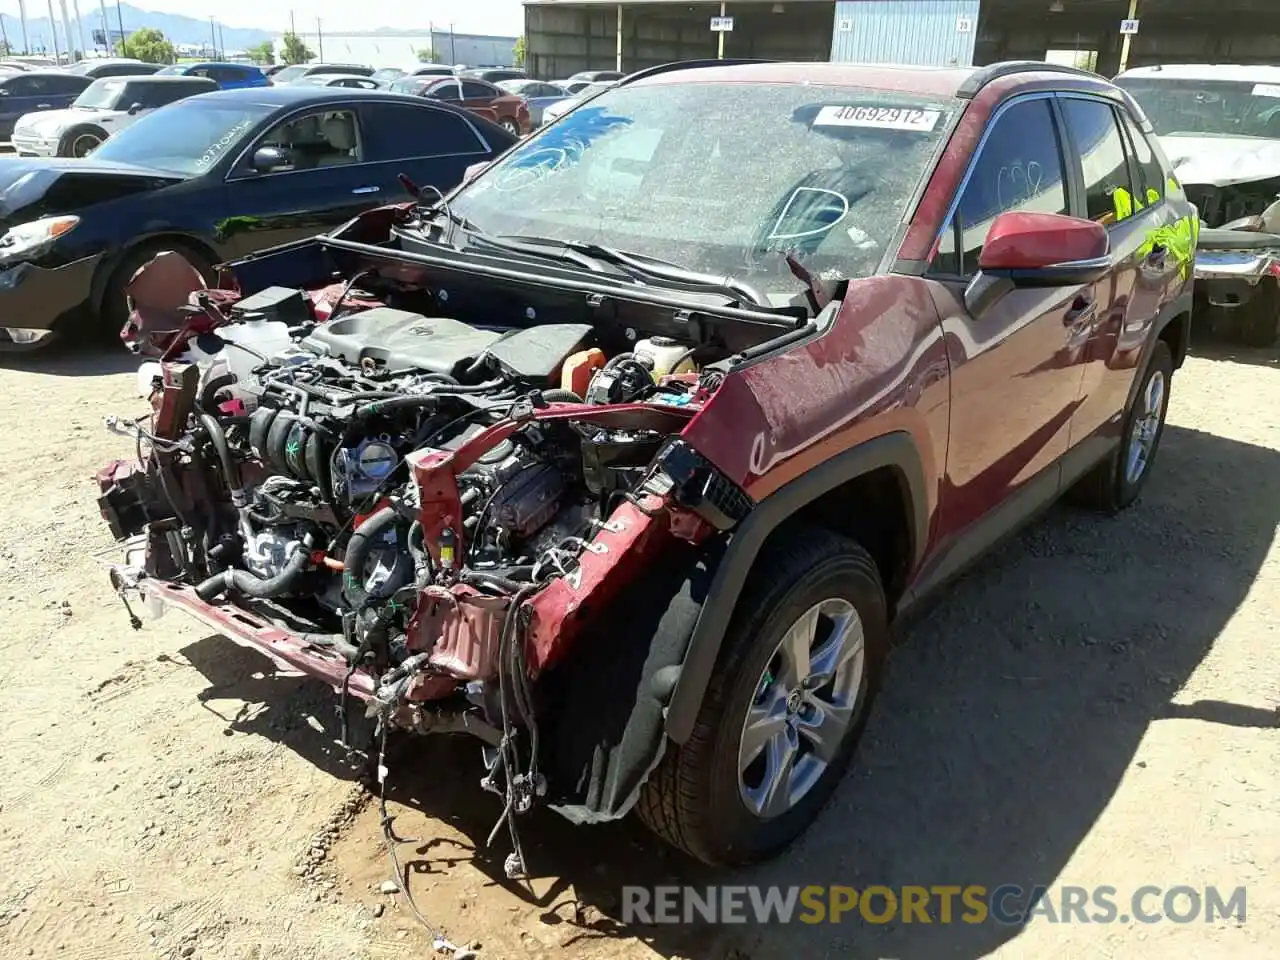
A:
[663, 431, 929, 745]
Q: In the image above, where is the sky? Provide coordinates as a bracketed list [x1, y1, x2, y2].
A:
[0, 0, 527, 36]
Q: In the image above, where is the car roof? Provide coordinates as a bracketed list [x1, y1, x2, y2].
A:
[623, 59, 1113, 100]
[181, 61, 255, 70]
[189, 85, 403, 106]
[1115, 63, 1280, 84]
[4, 70, 84, 80]
[108, 75, 219, 83]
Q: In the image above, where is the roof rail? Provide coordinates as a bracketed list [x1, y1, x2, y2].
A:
[619, 58, 779, 86]
[958, 60, 1102, 98]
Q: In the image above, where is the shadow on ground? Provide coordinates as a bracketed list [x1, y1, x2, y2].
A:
[0, 339, 138, 377]
[180, 423, 1279, 960]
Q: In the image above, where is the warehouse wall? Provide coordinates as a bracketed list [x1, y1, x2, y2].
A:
[525, 1, 837, 80]
[831, 0, 980, 66]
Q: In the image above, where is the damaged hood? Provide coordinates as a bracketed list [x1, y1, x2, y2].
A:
[1162, 134, 1280, 187]
[0, 158, 186, 232]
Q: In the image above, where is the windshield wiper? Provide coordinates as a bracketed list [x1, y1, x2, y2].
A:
[497, 235, 771, 307]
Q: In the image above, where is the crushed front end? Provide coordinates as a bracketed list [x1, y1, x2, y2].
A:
[94, 216, 795, 865]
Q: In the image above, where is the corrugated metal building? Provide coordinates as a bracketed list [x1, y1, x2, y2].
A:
[523, 0, 981, 79]
[526, 0, 1280, 81]
[830, 0, 979, 66]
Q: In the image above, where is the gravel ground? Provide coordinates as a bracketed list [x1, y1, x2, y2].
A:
[0, 341, 1276, 960]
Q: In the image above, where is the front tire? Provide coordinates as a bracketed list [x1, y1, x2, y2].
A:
[1069, 339, 1173, 512]
[637, 528, 889, 866]
[57, 125, 107, 158]
[99, 242, 216, 340]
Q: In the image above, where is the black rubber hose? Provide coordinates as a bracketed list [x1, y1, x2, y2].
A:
[350, 380, 507, 422]
[195, 537, 313, 603]
[199, 372, 237, 413]
[199, 413, 241, 493]
[341, 506, 403, 608]
[540, 388, 584, 403]
[461, 567, 535, 594]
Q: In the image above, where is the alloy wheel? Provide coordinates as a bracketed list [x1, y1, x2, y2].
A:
[1125, 369, 1166, 485]
[71, 134, 102, 158]
[738, 597, 866, 819]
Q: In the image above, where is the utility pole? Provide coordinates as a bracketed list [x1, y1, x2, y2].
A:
[208, 16, 216, 58]
[115, 0, 124, 52]
[289, 10, 295, 35]
[218, 24, 225, 59]
[72, 0, 86, 60]
[449, 23, 455, 64]
[58, 0, 75, 60]
[45, 0, 60, 63]
[316, 17, 323, 61]
[17, 0, 29, 54]
[0, 18, 10, 58]
[95, 0, 108, 52]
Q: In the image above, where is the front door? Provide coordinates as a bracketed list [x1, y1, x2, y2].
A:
[925, 95, 1095, 564]
[216, 106, 383, 257]
[0, 75, 60, 139]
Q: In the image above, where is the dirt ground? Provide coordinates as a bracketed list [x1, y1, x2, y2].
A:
[0, 339, 1276, 960]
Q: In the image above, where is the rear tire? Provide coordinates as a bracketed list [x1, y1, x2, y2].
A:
[636, 527, 889, 866]
[1069, 339, 1173, 513]
[1235, 281, 1280, 347]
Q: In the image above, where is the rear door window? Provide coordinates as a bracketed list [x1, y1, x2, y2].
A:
[1060, 97, 1138, 225]
[360, 102, 488, 159]
[933, 97, 1069, 276]
[461, 81, 498, 101]
[1117, 108, 1165, 207]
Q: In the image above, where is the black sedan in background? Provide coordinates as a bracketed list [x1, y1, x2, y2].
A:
[0, 71, 93, 139]
[0, 85, 516, 352]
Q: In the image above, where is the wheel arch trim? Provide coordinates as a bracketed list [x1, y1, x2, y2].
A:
[663, 431, 929, 744]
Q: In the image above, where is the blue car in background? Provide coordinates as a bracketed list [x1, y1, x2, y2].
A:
[155, 62, 268, 90]
[497, 78, 570, 127]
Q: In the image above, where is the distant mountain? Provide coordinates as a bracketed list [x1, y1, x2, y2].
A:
[0, 2, 273, 55]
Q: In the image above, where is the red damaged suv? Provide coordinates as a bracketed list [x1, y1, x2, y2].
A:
[99, 60, 1195, 869]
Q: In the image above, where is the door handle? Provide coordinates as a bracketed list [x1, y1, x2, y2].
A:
[36, 103, 51, 109]
[1064, 294, 1096, 326]
[351, 185, 381, 195]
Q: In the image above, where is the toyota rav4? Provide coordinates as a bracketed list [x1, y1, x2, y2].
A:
[97, 60, 1195, 869]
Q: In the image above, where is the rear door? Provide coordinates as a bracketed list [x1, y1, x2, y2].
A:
[459, 80, 501, 124]
[359, 100, 499, 196]
[218, 105, 379, 256]
[1055, 95, 1181, 460]
[926, 95, 1093, 548]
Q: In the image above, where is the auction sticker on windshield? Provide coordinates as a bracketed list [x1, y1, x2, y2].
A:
[813, 104, 941, 132]
[1252, 83, 1280, 99]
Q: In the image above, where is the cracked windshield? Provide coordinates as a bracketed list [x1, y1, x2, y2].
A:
[1115, 77, 1280, 138]
[449, 82, 956, 302]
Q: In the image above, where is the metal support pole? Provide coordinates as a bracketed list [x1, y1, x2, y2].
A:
[57, 0, 74, 60]
[72, 0, 87, 60]
[1118, 0, 1139, 75]
[17, 0, 29, 54]
[46, 0, 60, 62]
[317, 18, 323, 61]
[616, 3, 622, 72]
[718, 1, 726, 59]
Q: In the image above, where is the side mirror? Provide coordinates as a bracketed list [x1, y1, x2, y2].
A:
[127, 101, 143, 115]
[0, 89, 11, 97]
[252, 145, 290, 173]
[964, 211, 1109, 315]
[462, 160, 490, 183]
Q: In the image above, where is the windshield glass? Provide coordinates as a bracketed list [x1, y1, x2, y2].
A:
[272, 65, 308, 84]
[74, 79, 128, 110]
[1115, 77, 1280, 139]
[499, 79, 535, 95]
[155, 65, 186, 76]
[91, 98, 275, 175]
[449, 81, 955, 297]
[372, 67, 405, 83]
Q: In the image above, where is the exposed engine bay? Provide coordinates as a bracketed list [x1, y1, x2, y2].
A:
[95, 232, 801, 870]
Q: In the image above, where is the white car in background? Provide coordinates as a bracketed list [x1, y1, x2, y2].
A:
[11, 75, 216, 157]
[540, 79, 618, 125]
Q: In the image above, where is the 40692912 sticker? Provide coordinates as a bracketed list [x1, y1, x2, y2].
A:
[813, 104, 942, 132]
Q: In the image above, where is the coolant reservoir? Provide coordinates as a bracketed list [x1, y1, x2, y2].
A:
[634, 337, 695, 379]
[219, 313, 292, 383]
